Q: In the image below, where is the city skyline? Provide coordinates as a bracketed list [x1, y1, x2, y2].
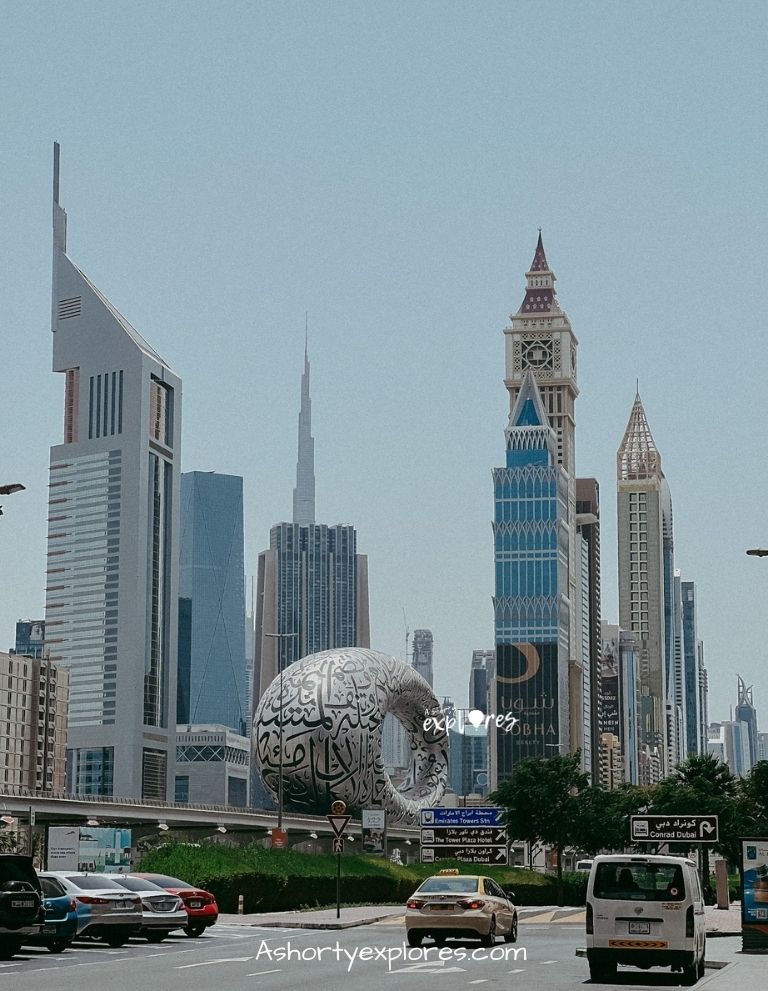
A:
[2, 3, 766, 725]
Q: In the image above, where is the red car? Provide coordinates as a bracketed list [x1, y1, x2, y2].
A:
[128, 874, 218, 937]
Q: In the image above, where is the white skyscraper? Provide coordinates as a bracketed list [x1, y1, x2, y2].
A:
[45, 145, 181, 800]
[292, 338, 315, 526]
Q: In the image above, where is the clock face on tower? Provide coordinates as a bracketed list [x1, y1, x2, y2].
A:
[521, 338, 553, 371]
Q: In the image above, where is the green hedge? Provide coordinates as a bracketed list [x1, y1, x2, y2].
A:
[136, 842, 587, 911]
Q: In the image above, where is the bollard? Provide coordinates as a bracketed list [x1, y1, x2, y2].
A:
[715, 859, 730, 910]
[238, 894, 244, 915]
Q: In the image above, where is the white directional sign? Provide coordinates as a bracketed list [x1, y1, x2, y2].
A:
[326, 814, 351, 838]
[631, 815, 719, 843]
[421, 845, 508, 865]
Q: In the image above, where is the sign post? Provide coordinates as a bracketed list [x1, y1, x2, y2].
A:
[630, 815, 719, 844]
[420, 808, 508, 865]
[327, 801, 349, 920]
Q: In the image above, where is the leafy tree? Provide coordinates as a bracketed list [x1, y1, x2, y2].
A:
[490, 751, 589, 906]
[649, 753, 737, 898]
[738, 761, 768, 836]
[571, 783, 649, 855]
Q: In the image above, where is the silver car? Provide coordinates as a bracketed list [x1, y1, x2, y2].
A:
[110, 875, 187, 942]
[38, 872, 142, 948]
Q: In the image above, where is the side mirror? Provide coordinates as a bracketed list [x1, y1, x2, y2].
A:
[504, 888, 515, 900]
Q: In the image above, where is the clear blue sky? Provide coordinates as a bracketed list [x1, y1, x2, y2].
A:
[1, 1, 766, 724]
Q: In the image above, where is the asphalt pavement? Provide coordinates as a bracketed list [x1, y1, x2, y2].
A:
[0, 908, 759, 991]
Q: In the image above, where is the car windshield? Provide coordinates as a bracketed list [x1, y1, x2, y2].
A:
[418, 877, 480, 893]
[65, 875, 125, 891]
[111, 876, 165, 893]
[134, 874, 188, 888]
[594, 862, 687, 901]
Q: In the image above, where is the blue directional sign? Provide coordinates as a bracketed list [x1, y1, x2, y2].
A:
[420, 807, 504, 827]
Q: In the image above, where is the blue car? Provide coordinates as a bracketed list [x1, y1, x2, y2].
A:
[30, 876, 78, 953]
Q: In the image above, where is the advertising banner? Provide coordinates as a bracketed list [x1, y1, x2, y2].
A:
[600, 637, 621, 736]
[495, 642, 559, 775]
[47, 826, 79, 871]
[361, 809, 386, 855]
[742, 837, 768, 951]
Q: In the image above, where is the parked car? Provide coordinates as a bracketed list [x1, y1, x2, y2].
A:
[128, 873, 218, 937]
[0, 854, 44, 959]
[110, 875, 187, 942]
[574, 859, 594, 873]
[405, 869, 518, 947]
[585, 854, 706, 985]
[30, 875, 78, 953]
[38, 872, 142, 948]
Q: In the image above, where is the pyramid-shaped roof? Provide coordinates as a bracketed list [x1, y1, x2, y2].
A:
[617, 392, 661, 480]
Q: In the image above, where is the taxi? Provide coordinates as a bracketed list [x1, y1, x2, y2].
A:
[405, 869, 518, 947]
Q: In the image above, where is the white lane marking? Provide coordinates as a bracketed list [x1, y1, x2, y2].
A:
[540, 960, 558, 964]
[177, 955, 254, 969]
[468, 981, 489, 985]
[245, 969, 282, 977]
[508, 968, 526, 973]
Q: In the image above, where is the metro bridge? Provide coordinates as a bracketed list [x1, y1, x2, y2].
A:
[0, 786, 421, 844]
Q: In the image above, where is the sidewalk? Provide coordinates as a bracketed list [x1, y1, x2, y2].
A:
[218, 905, 405, 930]
[219, 900, 745, 934]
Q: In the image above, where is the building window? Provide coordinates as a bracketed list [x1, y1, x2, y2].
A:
[175, 775, 189, 804]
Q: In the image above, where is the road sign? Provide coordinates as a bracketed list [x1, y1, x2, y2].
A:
[631, 815, 719, 843]
[420, 807, 503, 827]
[420, 826, 507, 846]
[326, 814, 351, 838]
[270, 827, 288, 849]
[421, 845, 508, 865]
[333, 837, 344, 854]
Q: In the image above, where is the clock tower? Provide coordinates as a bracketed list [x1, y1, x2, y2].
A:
[503, 232, 578, 471]
[502, 233, 583, 766]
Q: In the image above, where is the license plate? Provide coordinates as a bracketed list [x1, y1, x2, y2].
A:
[629, 921, 651, 935]
[187, 900, 203, 909]
[11, 899, 34, 909]
[111, 902, 129, 910]
[430, 904, 453, 911]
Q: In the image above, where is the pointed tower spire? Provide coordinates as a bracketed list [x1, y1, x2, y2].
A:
[52, 142, 67, 253]
[504, 369, 557, 462]
[617, 390, 661, 481]
[516, 230, 559, 315]
[292, 331, 316, 525]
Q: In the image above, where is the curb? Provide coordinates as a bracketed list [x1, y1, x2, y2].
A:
[221, 911, 403, 930]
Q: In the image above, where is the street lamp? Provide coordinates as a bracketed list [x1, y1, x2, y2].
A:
[0, 482, 25, 517]
[265, 632, 298, 832]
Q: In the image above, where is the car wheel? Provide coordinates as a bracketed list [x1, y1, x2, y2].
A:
[104, 934, 127, 948]
[433, 933, 446, 946]
[589, 957, 617, 982]
[407, 931, 423, 947]
[184, 923, 206, 938]
[504, 913, 518, 943]
[0, 940, 22, 961]
[481, 915, 496, 947]
[680, 952, 698, 986]
[47, 939, 71, 953]
[145, 931, 167, 943]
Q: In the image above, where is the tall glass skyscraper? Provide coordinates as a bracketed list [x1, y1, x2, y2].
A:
[252, 346, 370, 710]
[501, 234, 585, 770]
[493, 370, 570, 784]
[178, 472, 247, 734]
[45, 145, 181, 800]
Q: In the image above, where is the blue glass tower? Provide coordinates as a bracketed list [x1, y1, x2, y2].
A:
[493, 371, 570, 783]
[178, 472, 247, 734]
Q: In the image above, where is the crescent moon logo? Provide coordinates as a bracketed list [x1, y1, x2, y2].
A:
[496, 643, 541, 684]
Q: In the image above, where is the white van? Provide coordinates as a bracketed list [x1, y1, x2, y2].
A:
[585, 854, 706, 985]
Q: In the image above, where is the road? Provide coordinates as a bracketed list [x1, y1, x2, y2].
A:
[0, 918, 736, 990]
